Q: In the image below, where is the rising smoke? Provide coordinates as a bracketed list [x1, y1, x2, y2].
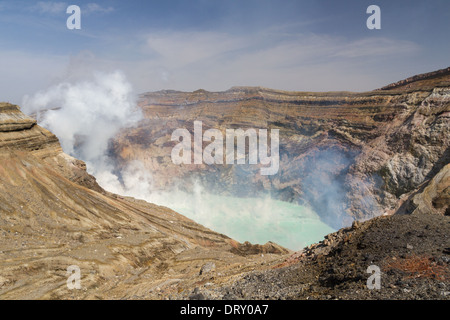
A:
[22, 70, 150, 195]
[298, 148, 355, 229]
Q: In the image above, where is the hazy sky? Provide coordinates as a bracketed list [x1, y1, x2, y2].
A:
[1, 0, 449, 104]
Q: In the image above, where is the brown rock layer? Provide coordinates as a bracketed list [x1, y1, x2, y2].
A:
[378, 66, 450, 91]
[111, 69, 450, 228]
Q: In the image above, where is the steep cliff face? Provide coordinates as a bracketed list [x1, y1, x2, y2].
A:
[0, 103, 59, 155]
[0, 103, 104, 193]
[111, 68, 450, 228]
[0, 103, 288, 299]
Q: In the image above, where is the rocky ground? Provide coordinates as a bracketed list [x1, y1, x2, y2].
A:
[175, 213, 449, 300]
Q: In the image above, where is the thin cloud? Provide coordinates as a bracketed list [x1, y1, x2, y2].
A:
[135, 30, 422, 92]
[83, 3, 114, 15]
[332, 37, 421, 58]
[145, 31, 250, 68]
[143, 31, 421, 68]
[30, 1, 67, 14]
[27, 2, 113, 15]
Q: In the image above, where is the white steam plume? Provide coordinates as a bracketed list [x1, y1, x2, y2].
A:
[22, 70, 147, 195]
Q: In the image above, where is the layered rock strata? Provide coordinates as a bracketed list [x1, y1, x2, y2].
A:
[111, 69, 450, 228]
[0, 103, 288, 299]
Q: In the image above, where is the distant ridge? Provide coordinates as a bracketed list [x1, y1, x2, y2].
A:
[378, 66, 450, 91]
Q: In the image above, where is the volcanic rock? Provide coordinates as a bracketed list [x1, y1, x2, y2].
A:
[1, 67, 449, 300]
[0, 103, 289, 300]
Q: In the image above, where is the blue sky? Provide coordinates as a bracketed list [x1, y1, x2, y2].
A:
[1, 0, 449, 103]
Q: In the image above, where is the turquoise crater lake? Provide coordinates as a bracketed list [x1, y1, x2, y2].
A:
[153, 192, 335, 251]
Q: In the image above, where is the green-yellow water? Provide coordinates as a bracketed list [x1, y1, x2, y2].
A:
[158, 192, 335, 251]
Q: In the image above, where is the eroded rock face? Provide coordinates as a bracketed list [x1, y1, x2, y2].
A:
[0, 103, 36, 132]
[395, 164, 450, 216]
[0, 103, 59, 156]
[110, 69, 450, 228]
